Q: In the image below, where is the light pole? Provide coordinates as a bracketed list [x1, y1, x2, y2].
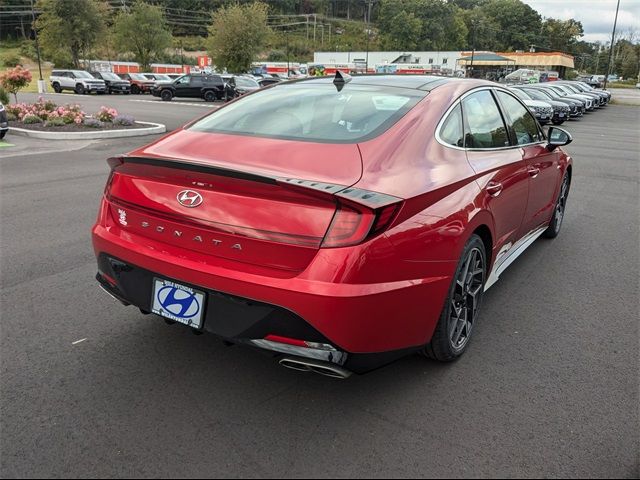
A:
[603, 0, 621, 90]
[29, 0, 45, 92]
[365, 0, 373, 72]
[468, 20, 477, 78]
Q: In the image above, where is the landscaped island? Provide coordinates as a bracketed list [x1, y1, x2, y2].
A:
[6, 97, 144, 132]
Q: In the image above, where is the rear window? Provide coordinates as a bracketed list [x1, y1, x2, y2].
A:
[189, 83, 425, 143]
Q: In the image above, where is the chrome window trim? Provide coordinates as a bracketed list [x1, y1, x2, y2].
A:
[435, 86, 547, 152]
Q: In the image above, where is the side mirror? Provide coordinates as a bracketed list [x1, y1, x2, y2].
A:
[546, 126, 572, 151]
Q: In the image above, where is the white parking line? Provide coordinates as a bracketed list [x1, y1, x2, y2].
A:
[129, 99, 218, 108]
[40, 92, 89, 99]
[72, 338, 88, 345]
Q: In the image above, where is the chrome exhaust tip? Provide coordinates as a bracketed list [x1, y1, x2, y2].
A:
[278, 357, 352, 379]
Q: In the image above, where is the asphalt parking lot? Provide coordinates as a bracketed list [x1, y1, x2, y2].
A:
[1, 98, 638, 478]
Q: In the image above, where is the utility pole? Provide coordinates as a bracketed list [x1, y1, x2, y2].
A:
[286, 27, 290, 76]
[603, 0, 620, 90]
[29, 0, 44, 92]
[468, 20, 477, 78]
[365, 0, 373, 72]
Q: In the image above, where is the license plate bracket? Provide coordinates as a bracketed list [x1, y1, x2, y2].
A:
[151, 278, 206, 329]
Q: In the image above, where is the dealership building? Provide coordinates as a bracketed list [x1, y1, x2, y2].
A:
[313, 50, 574, 77]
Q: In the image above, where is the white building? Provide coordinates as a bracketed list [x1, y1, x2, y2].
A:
[313, 51, 463, 69]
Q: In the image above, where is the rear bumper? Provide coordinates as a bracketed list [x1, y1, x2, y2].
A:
[95, 253, 427, 373]
[92, 219, 452, 363]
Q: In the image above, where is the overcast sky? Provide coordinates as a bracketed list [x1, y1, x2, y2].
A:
[523, 0, 640, 43]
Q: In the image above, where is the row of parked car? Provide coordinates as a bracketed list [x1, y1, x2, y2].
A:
[508, 80, 611, 126]
[48, 69, 284, 102]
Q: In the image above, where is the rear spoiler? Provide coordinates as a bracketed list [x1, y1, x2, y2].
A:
[109, 155, 402, 208]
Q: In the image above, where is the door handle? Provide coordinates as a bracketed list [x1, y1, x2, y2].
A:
[486, 181, 503, 197]
[528, 167, 540, 177]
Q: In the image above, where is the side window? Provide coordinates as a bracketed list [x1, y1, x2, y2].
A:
[439, 104, 464, 147]
[190, 76, 204, 87]
[176, 76, 189, 85]
[496, 91, 542, 145]
[461, 90, 509, 149]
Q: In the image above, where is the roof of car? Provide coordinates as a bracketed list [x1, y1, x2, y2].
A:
[289, 74, 472, 91]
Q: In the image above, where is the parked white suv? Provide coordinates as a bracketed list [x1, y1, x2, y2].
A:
[50, 70, 106, 95]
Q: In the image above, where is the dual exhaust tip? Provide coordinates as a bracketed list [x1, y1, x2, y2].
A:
[279, 357, 352, 379]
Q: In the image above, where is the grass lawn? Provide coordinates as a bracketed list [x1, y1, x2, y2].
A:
[1, 42, 53, 95]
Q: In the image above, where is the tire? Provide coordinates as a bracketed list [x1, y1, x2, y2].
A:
[203, 90, 216, 102]
[75, 84, 85, 95]
[423, 234, 487, 362]
[552, 119, 565, 125]
[52, 82, 61, 93]
[543, 173, 570, 239]
[161, 89, 173, 101]
[131, 84, 140, 94]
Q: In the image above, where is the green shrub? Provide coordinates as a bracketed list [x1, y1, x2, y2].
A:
[19, 42, 38, 62]
[0, 86, 9, 105]
[6, 112, 17, 121]
[83, 118, 103, 128]
[23, 114, 42, 124]
[1, 53, 21, 67]
[45, 117, 66, 127]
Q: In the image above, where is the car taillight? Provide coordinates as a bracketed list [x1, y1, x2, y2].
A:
[321, 201, 401, 248]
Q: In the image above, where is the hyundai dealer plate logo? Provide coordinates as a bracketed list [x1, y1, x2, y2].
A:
[177, 190, 203, 208]
[156, 285, 201, 319]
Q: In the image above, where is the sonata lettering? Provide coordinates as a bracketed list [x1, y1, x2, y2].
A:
[136, 220, 243, 251]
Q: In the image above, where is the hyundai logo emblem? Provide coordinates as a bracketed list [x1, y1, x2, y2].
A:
[156, 286, 200, 319]
[177, 190, 203, 208]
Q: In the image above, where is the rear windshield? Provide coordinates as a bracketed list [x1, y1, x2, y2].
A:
[189, 83, 425, 143]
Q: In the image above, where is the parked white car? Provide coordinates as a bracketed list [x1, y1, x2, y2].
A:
[522, 99, 554, 125]
[49, 70, 106, 95]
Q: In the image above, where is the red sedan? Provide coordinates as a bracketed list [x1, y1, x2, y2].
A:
[92, 74, 573, 378]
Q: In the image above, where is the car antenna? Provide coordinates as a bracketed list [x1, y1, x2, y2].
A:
[333, 71, 352, 92]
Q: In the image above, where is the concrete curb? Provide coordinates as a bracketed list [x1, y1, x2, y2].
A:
[8, 121, 166, 140]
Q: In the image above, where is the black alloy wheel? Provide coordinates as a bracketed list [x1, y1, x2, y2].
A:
[543, 173, 570, 238]
[423, 234, 487, 361]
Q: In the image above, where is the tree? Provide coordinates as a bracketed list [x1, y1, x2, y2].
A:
[541, 18, 584, 52]
[482, 0, 542, 51]
[113, 2, 173, 71]
[461, 7, 500, 51]
[0, 65, 32, 102]
[381, 11, 422, 50]
[207, 2, 271, 73]
[378, 0, 467, 51]
[35, 0, 107, 68]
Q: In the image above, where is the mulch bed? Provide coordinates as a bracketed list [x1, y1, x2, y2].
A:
[8, 120, 148, 132]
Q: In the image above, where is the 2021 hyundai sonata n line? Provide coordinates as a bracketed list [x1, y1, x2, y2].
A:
[92, 74, 573, 378]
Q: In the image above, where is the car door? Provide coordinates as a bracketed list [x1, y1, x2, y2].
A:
[495, 90, 561, 235]
[188, 76, 204, 97]
[173, 75, 190, 97]
[461, 89, 530, 256]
